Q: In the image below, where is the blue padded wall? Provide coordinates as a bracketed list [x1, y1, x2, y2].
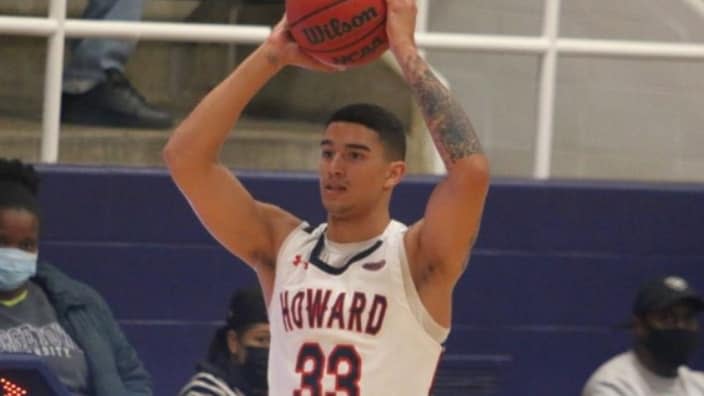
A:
[35, 165, 704, 395]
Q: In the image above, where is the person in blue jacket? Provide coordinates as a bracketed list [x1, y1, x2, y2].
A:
[0, 157, 152, 396]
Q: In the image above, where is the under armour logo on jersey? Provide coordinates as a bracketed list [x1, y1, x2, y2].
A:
[293, 255, 309, 269]
[362, 259, 386, 271]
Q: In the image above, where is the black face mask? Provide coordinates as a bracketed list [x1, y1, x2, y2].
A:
[243, 346, 269, 390]
[642, 328, 700, 371]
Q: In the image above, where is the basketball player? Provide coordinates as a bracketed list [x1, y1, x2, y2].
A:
[163, 0, 489, 394]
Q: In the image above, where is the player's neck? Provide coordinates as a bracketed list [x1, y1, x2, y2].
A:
[326, 209, 390, 243]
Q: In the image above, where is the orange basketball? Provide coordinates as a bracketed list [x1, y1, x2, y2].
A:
[286, 0, 389, 68]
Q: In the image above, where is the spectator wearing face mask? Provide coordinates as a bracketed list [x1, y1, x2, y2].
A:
[179, 287, 269, 396]
[0, 158, 152, 395]
[582, 275, 704, 396]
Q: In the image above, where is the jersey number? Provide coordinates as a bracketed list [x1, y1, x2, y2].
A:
[293, 342, 361, 396]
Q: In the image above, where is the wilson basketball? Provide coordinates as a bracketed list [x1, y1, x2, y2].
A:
[286, 0, 389, 68]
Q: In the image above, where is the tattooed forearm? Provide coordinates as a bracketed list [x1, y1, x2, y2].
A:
[401, 52, 483, 167]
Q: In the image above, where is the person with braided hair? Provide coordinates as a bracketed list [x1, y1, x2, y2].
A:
[0, 158, 153, 396]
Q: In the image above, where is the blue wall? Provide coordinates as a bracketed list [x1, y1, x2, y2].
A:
[35, 165, 704, 395]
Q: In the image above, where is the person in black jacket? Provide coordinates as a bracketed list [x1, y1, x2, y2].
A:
[179, 287, 270, 396]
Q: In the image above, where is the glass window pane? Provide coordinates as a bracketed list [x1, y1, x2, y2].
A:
[0, 0, 48, 17]
[0, 36, 46, 162]
[58, 38, 215, 167]
[561, 0, 704, 43]
[428, 0, 544, 36]
[553, 57, 704, 182]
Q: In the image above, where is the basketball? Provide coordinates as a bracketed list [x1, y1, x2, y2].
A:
[286, 0, 389, 68]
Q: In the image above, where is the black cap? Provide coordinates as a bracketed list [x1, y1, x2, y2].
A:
[226, 287, 269, 332]
[633, 275, 704, 316]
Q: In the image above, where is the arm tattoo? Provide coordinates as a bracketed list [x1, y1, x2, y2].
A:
[401, 53, 483, 167]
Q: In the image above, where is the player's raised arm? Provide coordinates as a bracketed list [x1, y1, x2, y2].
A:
[387, 0, 490, 320]
[163, 18, 337, 274]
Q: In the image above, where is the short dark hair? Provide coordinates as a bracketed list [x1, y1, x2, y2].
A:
[0, 158, 40, 217]
[326, 103, 406, 161]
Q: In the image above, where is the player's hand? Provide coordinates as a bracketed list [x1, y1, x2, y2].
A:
[385, 0, 418, 55]
[264, 16, 342, 72]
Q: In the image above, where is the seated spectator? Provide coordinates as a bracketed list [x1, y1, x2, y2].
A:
[582, 275, 704, 395]
[61, 0, 173, 129]
[179, 287, 269, 396]
[0, 158, 152, 395]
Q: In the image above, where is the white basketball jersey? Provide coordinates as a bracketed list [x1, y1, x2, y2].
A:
[268, 220, 448, 396]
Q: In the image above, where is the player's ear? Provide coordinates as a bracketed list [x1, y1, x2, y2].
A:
[384, 161, 406, 189]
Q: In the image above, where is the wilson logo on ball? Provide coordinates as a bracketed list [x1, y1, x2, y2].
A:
[286, 0, 389, 67]
[302, 6, 381, 45]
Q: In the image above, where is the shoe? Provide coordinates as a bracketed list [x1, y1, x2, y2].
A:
[61, 69, 174, 129]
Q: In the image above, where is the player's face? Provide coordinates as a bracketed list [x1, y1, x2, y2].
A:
[319, 122, 398, 216]
[0, 208, 39, 254]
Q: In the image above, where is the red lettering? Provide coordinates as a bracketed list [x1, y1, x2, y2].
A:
[280, 291, 293, 332]
[291, 291, 305, 329]
[306, 288, 332, 328]
[326, 292, 346, 330]
[365, 295, 387, 335]
[282, 289, 386, 335]
[347, 292, 366, 332]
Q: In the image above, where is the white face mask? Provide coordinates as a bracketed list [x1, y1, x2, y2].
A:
[0, 248, 38, 292]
